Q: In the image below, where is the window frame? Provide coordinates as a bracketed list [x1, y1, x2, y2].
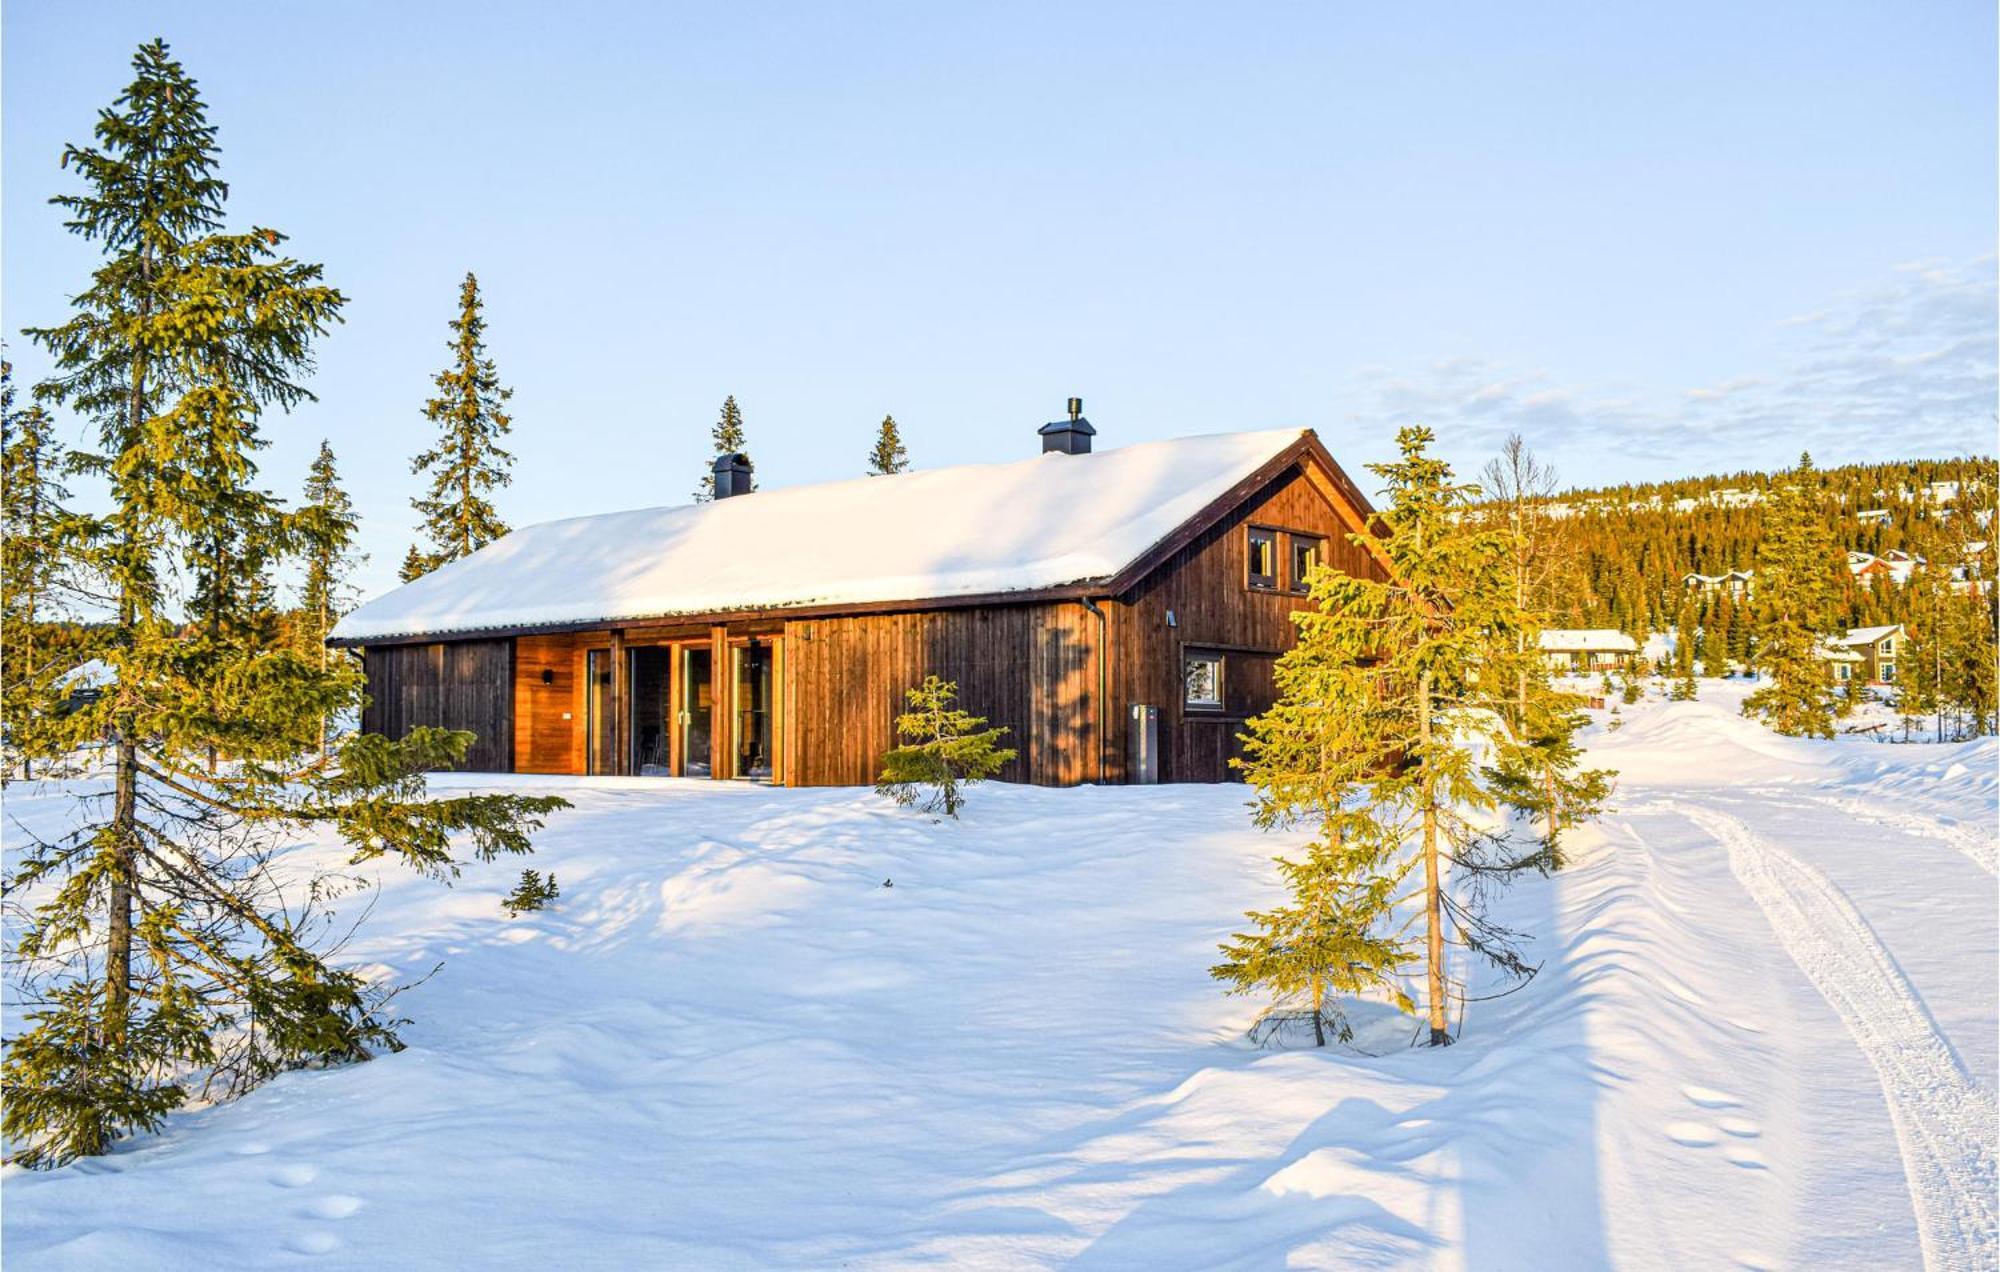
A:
[1183, 648, 1225, 712]
[1287, 533, 1324, 595]
[1245, 526, 1279, 592]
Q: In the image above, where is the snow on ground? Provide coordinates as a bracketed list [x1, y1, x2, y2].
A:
[3, 681, 1995, 1269]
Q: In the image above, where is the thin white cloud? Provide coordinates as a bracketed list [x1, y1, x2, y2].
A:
[1338, 256, 1997, 481]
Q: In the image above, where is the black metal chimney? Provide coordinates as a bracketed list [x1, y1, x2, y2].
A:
[1038, 397, 1095, 455]
[712, 452, 753, 498]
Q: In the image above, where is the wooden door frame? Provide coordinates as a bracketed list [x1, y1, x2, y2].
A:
[723, 633, 784, 784]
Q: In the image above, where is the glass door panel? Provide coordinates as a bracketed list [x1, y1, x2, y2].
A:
[585, 650, 614, 775]
[681, 647, 713, 777]
[732, 642, 774, 780]
[629, 647, 671, 775]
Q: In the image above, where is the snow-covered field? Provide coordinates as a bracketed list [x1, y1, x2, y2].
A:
[4, 682, 1996, 1270]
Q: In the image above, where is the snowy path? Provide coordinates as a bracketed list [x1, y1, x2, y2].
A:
[1679, 805, 1998, 1271]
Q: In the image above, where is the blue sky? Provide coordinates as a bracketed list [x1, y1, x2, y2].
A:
[5, 1, 1994, 599]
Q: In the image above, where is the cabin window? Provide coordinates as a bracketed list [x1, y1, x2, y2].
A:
[1879, 661, 1896, 683]
[1879, 636, 1895, 656]
[1184, 650, 1224, 710]
[1288, 534, 1323, 594]
[1247, 528, 1278, 591]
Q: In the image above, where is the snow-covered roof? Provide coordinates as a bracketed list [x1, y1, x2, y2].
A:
[1840, 625, 1903, 647]
[334, 429, 1317, 642]
[1538, 629, 1638, 653]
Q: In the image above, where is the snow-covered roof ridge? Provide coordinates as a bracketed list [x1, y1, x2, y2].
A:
[1538, 629, 1639, 652]
[333, 428, 1315, 642]
[1841, 624, 1904, 645]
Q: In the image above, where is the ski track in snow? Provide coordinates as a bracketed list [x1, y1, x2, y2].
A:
[1782, 792, 1998, 877]
[1678, 805, 1998, 1272]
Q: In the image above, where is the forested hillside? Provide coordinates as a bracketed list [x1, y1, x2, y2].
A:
[1528, 454, 1998, 637]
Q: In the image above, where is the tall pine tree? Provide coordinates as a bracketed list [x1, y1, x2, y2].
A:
[1742, 453, 1839, 736]
[1, 354, 76, 779]
[1228, 621, 1415, 1046]
[694, 394, 751, 501]
[1238, 427, 1555, 1047]
[7, 41, 568, 1169]
[405, 272, 513, 579]
[294, 440, 363, 755]
[867, 413, 909, 476]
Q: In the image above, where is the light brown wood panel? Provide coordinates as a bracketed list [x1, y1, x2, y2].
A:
[514, 634, 580, 774]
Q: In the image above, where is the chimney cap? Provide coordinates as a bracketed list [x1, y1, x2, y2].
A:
[711, 451, 754, 497]
[1039, 399, 1095, 455]
[1036, 417, 1096, 437]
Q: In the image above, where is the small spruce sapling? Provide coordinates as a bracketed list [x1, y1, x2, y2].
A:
[1488, 703, 1615, 872]
[875, 676, 1016, 818]
[503, 870, 560, 916]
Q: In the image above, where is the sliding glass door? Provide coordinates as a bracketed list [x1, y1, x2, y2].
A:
[680, 646, 713, 777]
[629, 647, 671, 775]
[731, 641, 775, 780]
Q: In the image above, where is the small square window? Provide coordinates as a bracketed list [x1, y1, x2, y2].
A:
[1247, 528, 1277, 591]
[1879, 637, 1895, 656]
[1184, 651, 1223, 709]
[1288, 535, 1323, 594]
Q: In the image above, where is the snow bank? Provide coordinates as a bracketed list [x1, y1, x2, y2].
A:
[3, 691, 1994, 1269]
[332, 429, 1308, 641]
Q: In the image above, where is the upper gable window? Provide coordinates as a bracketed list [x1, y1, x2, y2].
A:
[1247, 528, 1278, 591]
[1288, 535, 1323, 594]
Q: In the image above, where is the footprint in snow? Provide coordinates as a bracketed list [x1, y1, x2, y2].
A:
[1724, 1146, 1769, 1170]
[302, 1194, 364, 1220]
[1665, 1121, 1721, 1147]
[283, 1231, 341, 1256]
[1681, 1084, 1741, 1109]
[1718, 1117, 1761, 1138]
[270, 1163, 319, 1188]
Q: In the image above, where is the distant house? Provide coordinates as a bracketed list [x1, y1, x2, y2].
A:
[329, 417, 1388, 787]
[1539, 629, 1639, 673]
[1821, 625, 1905, 684]
[1848, 550, 1925, 587]
[1683, 569, 1753, 597]
[1856, 508, 1892, 526]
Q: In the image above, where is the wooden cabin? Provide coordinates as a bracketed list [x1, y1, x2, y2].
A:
[329, 414, 1387, 786]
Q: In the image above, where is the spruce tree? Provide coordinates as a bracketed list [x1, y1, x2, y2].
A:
[694, 394, 750, 501]
[1487, 703, 1614, 872]
[7, 41, 569, 1169]
[867, 413, 909, 476]
[875, 676, 1016, 817]
[294, 440, 363, 755]
[1743, 453, 1839, 737]
[406, 272, 513, 579]
[1228, 613, 1414, 1045]
[1246, 426, 1553, 1048]
[1668, 595, 1699, 700]
[1701, 597, 1730, 678]
[1, 355, 76, 778]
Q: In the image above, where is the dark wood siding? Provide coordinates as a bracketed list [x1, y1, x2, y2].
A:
[1103, 459, 1385, 783]
[782, 602, 1101, 788]
[360, 639, 515, 772]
